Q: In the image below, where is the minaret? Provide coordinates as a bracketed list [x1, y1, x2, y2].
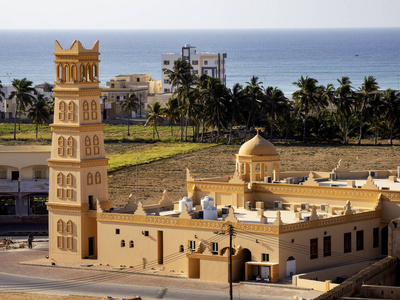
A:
[47, 40, 110, 262]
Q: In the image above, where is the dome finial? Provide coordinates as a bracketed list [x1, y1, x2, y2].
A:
[256, 129, 260, 135]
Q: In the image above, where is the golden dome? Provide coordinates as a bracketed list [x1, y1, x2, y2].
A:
[238, 132, 278, 156]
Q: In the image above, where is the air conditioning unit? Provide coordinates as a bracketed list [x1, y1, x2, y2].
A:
[301, 203, 309, 211]
[369, 170, 377, 178]
[381, 187, 390, 190]
[302, 176, 309, 182]
[274, 201, 282, 209]
[354, 208, 361, 213]
[264, 176, 272, 183]
[303, 216, 310, 221]
[329, 172, 337, 181]
[286, 177, 295, 184]
[320, 204, 329, 212]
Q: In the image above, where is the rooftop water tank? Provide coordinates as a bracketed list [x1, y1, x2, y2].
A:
[179, 197, 193, 212]
[203, 206, 218, 221]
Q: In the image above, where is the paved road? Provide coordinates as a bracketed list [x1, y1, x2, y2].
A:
[0, 272, 291, 300]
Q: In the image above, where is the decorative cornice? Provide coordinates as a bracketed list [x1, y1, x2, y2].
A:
[54, 54, 99, 61]
[187, 182, 245, 193]
[48, 158, 109, 169]
[50, 124, 105, 133]
[47, 202, 89, 213]
[186, 253, 240, 262]
[53, 89, 102, 97]
[236, 154, 280, 162]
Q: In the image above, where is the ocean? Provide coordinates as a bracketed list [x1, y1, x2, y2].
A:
[0, 28, 399, 96]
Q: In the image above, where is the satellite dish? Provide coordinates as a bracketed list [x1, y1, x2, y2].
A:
[94, 76, 98, 81]
[83, 77, 87, 82]
[71, 78, 75, 83]
[57, 78, 61, 82]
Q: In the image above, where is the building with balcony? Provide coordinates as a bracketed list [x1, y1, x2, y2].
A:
[0, 146, 50, 216]
[161, 44, 227, 93]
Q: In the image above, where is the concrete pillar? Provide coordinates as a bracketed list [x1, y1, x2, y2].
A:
[250, 163, 256, 182]
[273, 162, 280, 181]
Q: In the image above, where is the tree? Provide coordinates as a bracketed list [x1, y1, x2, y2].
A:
[120, 93, 139, 136]
[0, 80, 5, 102]
[163, 58, 193, 141]
[9, 78, 36, 140]
[243, 76, 263, 142]
[227, 83, 243, 144]
[356, 76, 379, 145]
[206, 80, 228, 142]
[146, 101, 166, 139]
[334, 77, 354, 144]
[381, 89, 400, 145]
[367, 92, 383, 145]
[292, 76, 320, 143]
[165, 97, 179, 137]
[27, 94, 50, 140]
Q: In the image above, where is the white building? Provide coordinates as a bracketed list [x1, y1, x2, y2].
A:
[161, 44, 227, 93]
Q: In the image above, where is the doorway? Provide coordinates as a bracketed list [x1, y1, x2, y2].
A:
[382, 226, 388, 255]
[11, 171, 19, 181]
[286, 256, 296, 276]
[88, 237, 95, 256]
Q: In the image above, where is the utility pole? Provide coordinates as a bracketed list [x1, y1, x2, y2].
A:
[228, 223, 234, 300]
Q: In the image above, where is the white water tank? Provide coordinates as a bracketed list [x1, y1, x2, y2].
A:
[201, 196, 212, 210]
[179, 197, 193, 212]
[208, 198, 215, 208]
[203, 206, 218, 220]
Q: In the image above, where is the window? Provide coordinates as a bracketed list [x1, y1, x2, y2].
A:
[91, 100, 97, 119]
[130, 241, 134, 248]
[34, 168, 45, 179]
[262, 253, 269, 262]
[66, 173, 73, 186]
[67, 101, 74, 120]
[121, 240, 125, 247]
[57, 188, 63, 198]
[164, 79, 169, 84]
[192, 60, 198, 65]
[212, 242, 218, 255]
[95, 172, 101, 184]
[57, 236, 64, 249]
[85, 136, 92, 156]
[83, 100, 89, 120]
[67, 137, 74, 156]
[66, 188, 73, 199]
[115, 228, 120, 234]
[344, 232, 351, 253]
[66, 220, 72, 234]
[57, 219, 63, 233]
[164, 88, 170, 93]
[89, 195, 96, 210]
[57, 173, 64, 185]
[204, 70, 208, 75]
[57, 137, 64, 156]
[66, 237, 73, 250]
[373, 227, 379, 248]
[0, 168, 6, 179]
[189, 240, 196, 251]
[87, 173, 93, 185]
[163, 60, 170, 65]
[93, 135, 99, 155]
[59, 101, 65, 120]
[180, 245, 184, 253]
[310, 238, 318, 259]
[323, 236, 331, 257]
[356, 230, 364, 251]
[192, 70, 198, 75]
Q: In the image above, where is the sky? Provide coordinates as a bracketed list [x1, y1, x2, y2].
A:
[1, 0, 400, 30]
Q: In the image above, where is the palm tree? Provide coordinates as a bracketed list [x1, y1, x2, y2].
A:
[146, 101, 166, 139]
[206, 81, 228, 143]
[27, 94, 50, 140]
[382, 89, 400, 145]
[0, 80, 5, 102]
[163, 58, 193, 141]
[367, 92, 383, 145]
[227, 83, 243, 144]
[165, 97, 179, 137]
[357, 76, 379, 145]
[9, 78, 36, 140]
[334, 77, 354, 144]
[243, 76, 263, 142]
[292, 76, 319, 143]
[120, 93, 140, 136]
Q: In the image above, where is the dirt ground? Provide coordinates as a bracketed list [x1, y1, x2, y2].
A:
[108, 142, 400, 207]
[0, 292, 100, 300]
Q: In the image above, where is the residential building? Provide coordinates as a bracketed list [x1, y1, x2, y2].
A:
[161, 44, 227, 93]
[48, 40, 399, 286]
[101, 74, 161, 119]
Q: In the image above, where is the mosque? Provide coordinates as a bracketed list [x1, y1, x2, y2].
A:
[47, 40, 400, 284]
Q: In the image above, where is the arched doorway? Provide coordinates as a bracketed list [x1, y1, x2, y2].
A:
[382, 226, 388, 255]
[286, 256, 296, 276]
[240, 248, 252, 281]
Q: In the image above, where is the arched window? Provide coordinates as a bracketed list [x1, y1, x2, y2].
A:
[66, 220, 73, 234]
[62, 65, 67, 82]
[56, 64, 62, 81]
[85, 136, 91, 156]
[93, 135, 99, 155]
[91, 100, 97, 120]
[87, 172, 93, 185]
[83, 100, 89, 120]
[87, 63, 92, 81]
[179, 245, 184, 253]
[95, 172, 101, 184]
[67, 101, 74, 121]
[93, 64, 98, 79]
[0, 167, 6, 179]
[57, 219, 63, 233]
[80, 64, 86, 81]
[59, 101, 65, 121]
[57, 172, 64, 185]
[66, 173, 73, 186]
[130, 241, 134, 248]
[70, 64, 76, 82]
[121, 240, 125, 247]
[57, 136, 64, 156]
[67, 136, 74, 156]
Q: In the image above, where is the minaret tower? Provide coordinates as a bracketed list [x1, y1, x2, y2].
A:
[47, 40, 110, 262]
